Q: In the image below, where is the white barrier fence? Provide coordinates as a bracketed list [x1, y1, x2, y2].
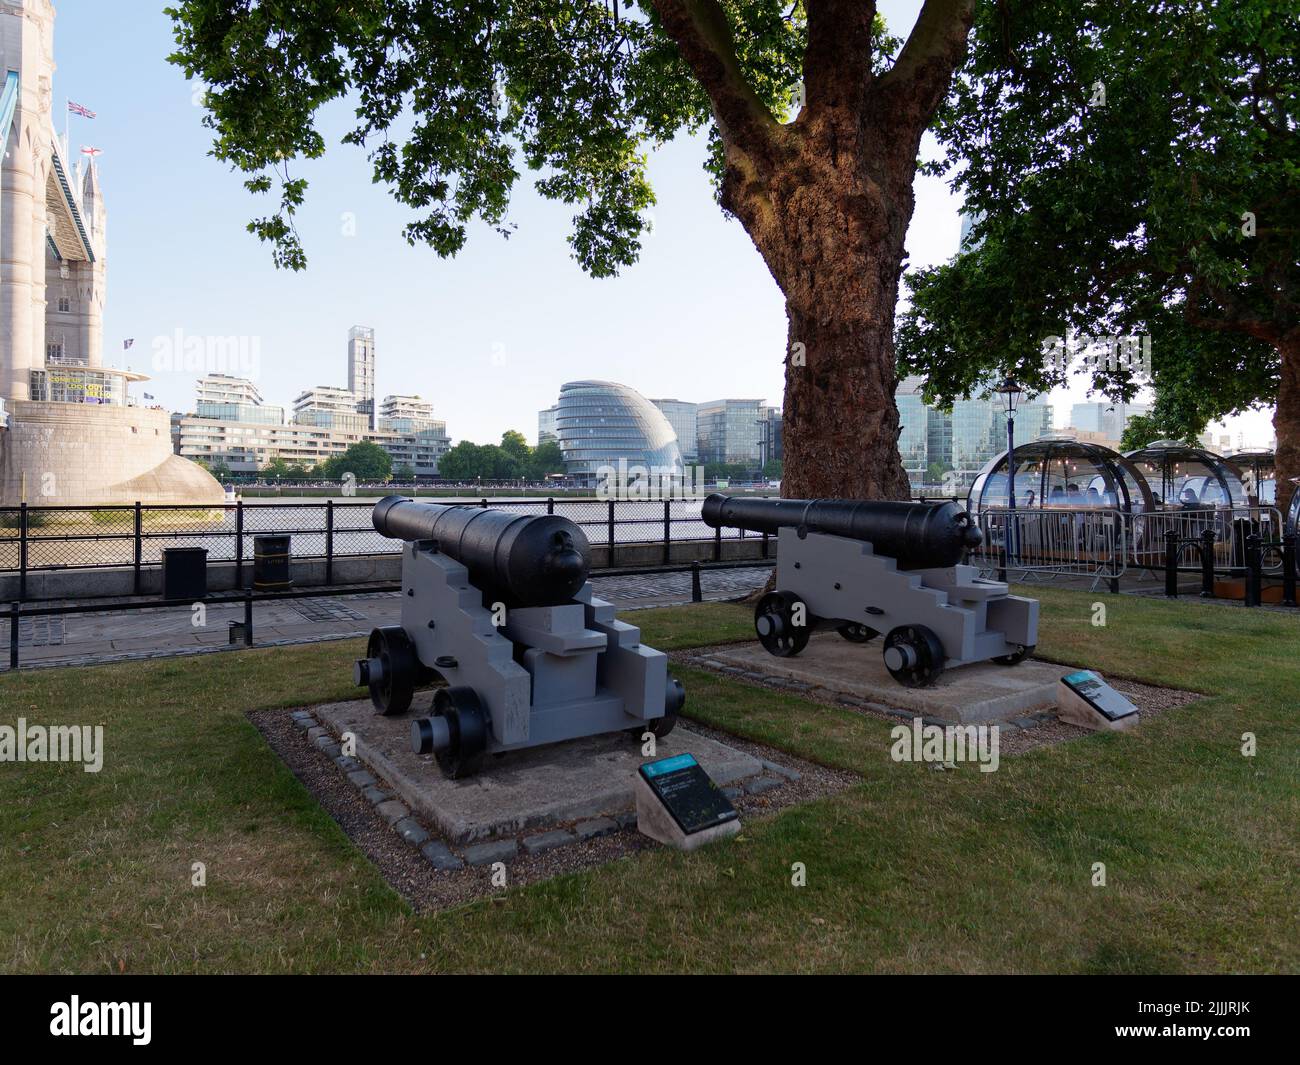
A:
[972, 506, 1286, 587]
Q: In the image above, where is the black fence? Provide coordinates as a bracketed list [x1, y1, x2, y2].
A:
[1162, 528, 1298, 607]
[0, 497, 783, 600]
[2, 557, 776, 671]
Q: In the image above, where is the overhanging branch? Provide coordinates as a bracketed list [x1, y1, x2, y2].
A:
[648, 0, 779, 159]
[1186, 276, 1281, 345]
[872, 0, 975, 131]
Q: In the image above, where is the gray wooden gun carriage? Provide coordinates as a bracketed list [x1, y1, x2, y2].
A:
[355, 496, 684, 777]
[702, 494, 1038, 688]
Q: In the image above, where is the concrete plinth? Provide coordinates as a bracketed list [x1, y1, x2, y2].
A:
[312, 698, 763, 844]
[705, 633, 1066, 723]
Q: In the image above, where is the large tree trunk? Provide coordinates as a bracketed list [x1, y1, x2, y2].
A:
[779, 262, 913, 501]
[649, 0, 974, 504]
[732, 129, 920, 503]
[1273, 329, 1300, 521]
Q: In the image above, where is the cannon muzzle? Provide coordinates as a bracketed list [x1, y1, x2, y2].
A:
[702, 493, 982, 569]
[373, 495, 590, 606]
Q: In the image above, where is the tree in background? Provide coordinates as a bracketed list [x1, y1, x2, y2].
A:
[530, 440, 567, 481]
[260, 456, 312, 482]
[319, 441, 393, 483]
[924, 460, 951, 486]
[194, 457, 232, 480]
[168, 0, 979, 501]
[438, 432, 567, 482]
[898, 3, 1296, 510]
[393, 464, 416, 481]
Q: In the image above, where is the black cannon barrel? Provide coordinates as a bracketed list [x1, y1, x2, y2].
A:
[701, 493, 982, 569]
[373, 496, 591, 606]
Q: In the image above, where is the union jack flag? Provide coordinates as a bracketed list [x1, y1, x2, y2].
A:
[67, 101, 96, 119]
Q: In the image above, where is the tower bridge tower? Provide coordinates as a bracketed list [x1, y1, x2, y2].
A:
[0, 0, 221, 504]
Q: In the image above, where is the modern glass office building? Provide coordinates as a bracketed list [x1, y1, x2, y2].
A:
[537, 404, 559, 444]
[553, 381, 684, 486]
[696, 398, 768, 465]
[905, 384, 1053, 488]
[897, 377, 930, 480]
[650, 399, 699, 462]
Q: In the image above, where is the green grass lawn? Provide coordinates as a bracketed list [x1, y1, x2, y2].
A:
[0, 590, 1295, 973]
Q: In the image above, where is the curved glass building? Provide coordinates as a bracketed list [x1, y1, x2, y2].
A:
[554, 381, 684, 487]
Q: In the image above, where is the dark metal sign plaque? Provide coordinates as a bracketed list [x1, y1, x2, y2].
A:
[638, 753, 737, 835]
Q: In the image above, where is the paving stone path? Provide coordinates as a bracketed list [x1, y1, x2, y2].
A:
[2, 566, 772, 672]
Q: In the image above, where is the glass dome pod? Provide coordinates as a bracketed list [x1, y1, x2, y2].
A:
[1123, 440, 1247, 509]
[1224, 449, 1276, 505]
[967, 436, 1153, 516]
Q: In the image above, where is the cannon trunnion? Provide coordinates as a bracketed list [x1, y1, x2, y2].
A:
[356, 497, 684, 777]
[702, 493, 1038, 688]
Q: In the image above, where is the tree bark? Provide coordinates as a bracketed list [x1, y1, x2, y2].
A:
[1273, 330, 1300, 521]
[767, 169, 915, 501]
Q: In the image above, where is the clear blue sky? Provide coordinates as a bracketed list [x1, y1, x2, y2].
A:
[52, 0, 1270, 448]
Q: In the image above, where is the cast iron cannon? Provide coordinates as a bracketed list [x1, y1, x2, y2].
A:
[702, 493, 1038, 687]
[354, 497, 684, 777]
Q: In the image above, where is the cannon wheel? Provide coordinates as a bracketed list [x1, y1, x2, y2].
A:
[837, 622, 879, 643]
[883, 625, 946, 688]
[992, 644, 1035, 666]
[754, 591, 812, 657]
[431, 686, 489, 779]
[365, 626, 418, 716]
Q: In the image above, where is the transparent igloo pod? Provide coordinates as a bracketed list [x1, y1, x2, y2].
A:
[967, 437, 1154, 517]
[1123, 440, 1247, 509]
[1224, 449, 1276, 505]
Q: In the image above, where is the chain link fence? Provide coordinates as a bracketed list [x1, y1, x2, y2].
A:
[0, 496, 773, 583]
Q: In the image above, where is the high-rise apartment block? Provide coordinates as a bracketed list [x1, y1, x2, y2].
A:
[348, 325, 376, 428]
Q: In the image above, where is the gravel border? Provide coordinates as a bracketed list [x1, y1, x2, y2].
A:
[250, 707, 859, 914]
[672, 644, 1204, 758]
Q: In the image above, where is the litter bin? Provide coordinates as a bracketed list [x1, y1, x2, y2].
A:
[253, 534, 292, 590]
[162, 547, 208, 600]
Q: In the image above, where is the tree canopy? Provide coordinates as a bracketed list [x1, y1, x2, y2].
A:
[167, 0, 793, 275]
[898, 0, 1297, 504]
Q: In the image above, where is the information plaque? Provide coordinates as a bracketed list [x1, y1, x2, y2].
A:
[638, 753, 737, 835]
[1061, 670, 1138, 722]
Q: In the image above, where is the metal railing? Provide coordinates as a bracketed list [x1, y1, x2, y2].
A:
[972, 505, 1289, 593]
[2, 558, 775, 672]
[0, 497, 777, 600]
[973, 507, 1129, 589]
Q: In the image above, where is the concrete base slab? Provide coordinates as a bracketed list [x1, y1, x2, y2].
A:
[312, 698, 763, 844]
[705, 634, 1067, 723]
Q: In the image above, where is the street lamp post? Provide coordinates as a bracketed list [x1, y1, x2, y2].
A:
[995, 376, 1023, 566]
